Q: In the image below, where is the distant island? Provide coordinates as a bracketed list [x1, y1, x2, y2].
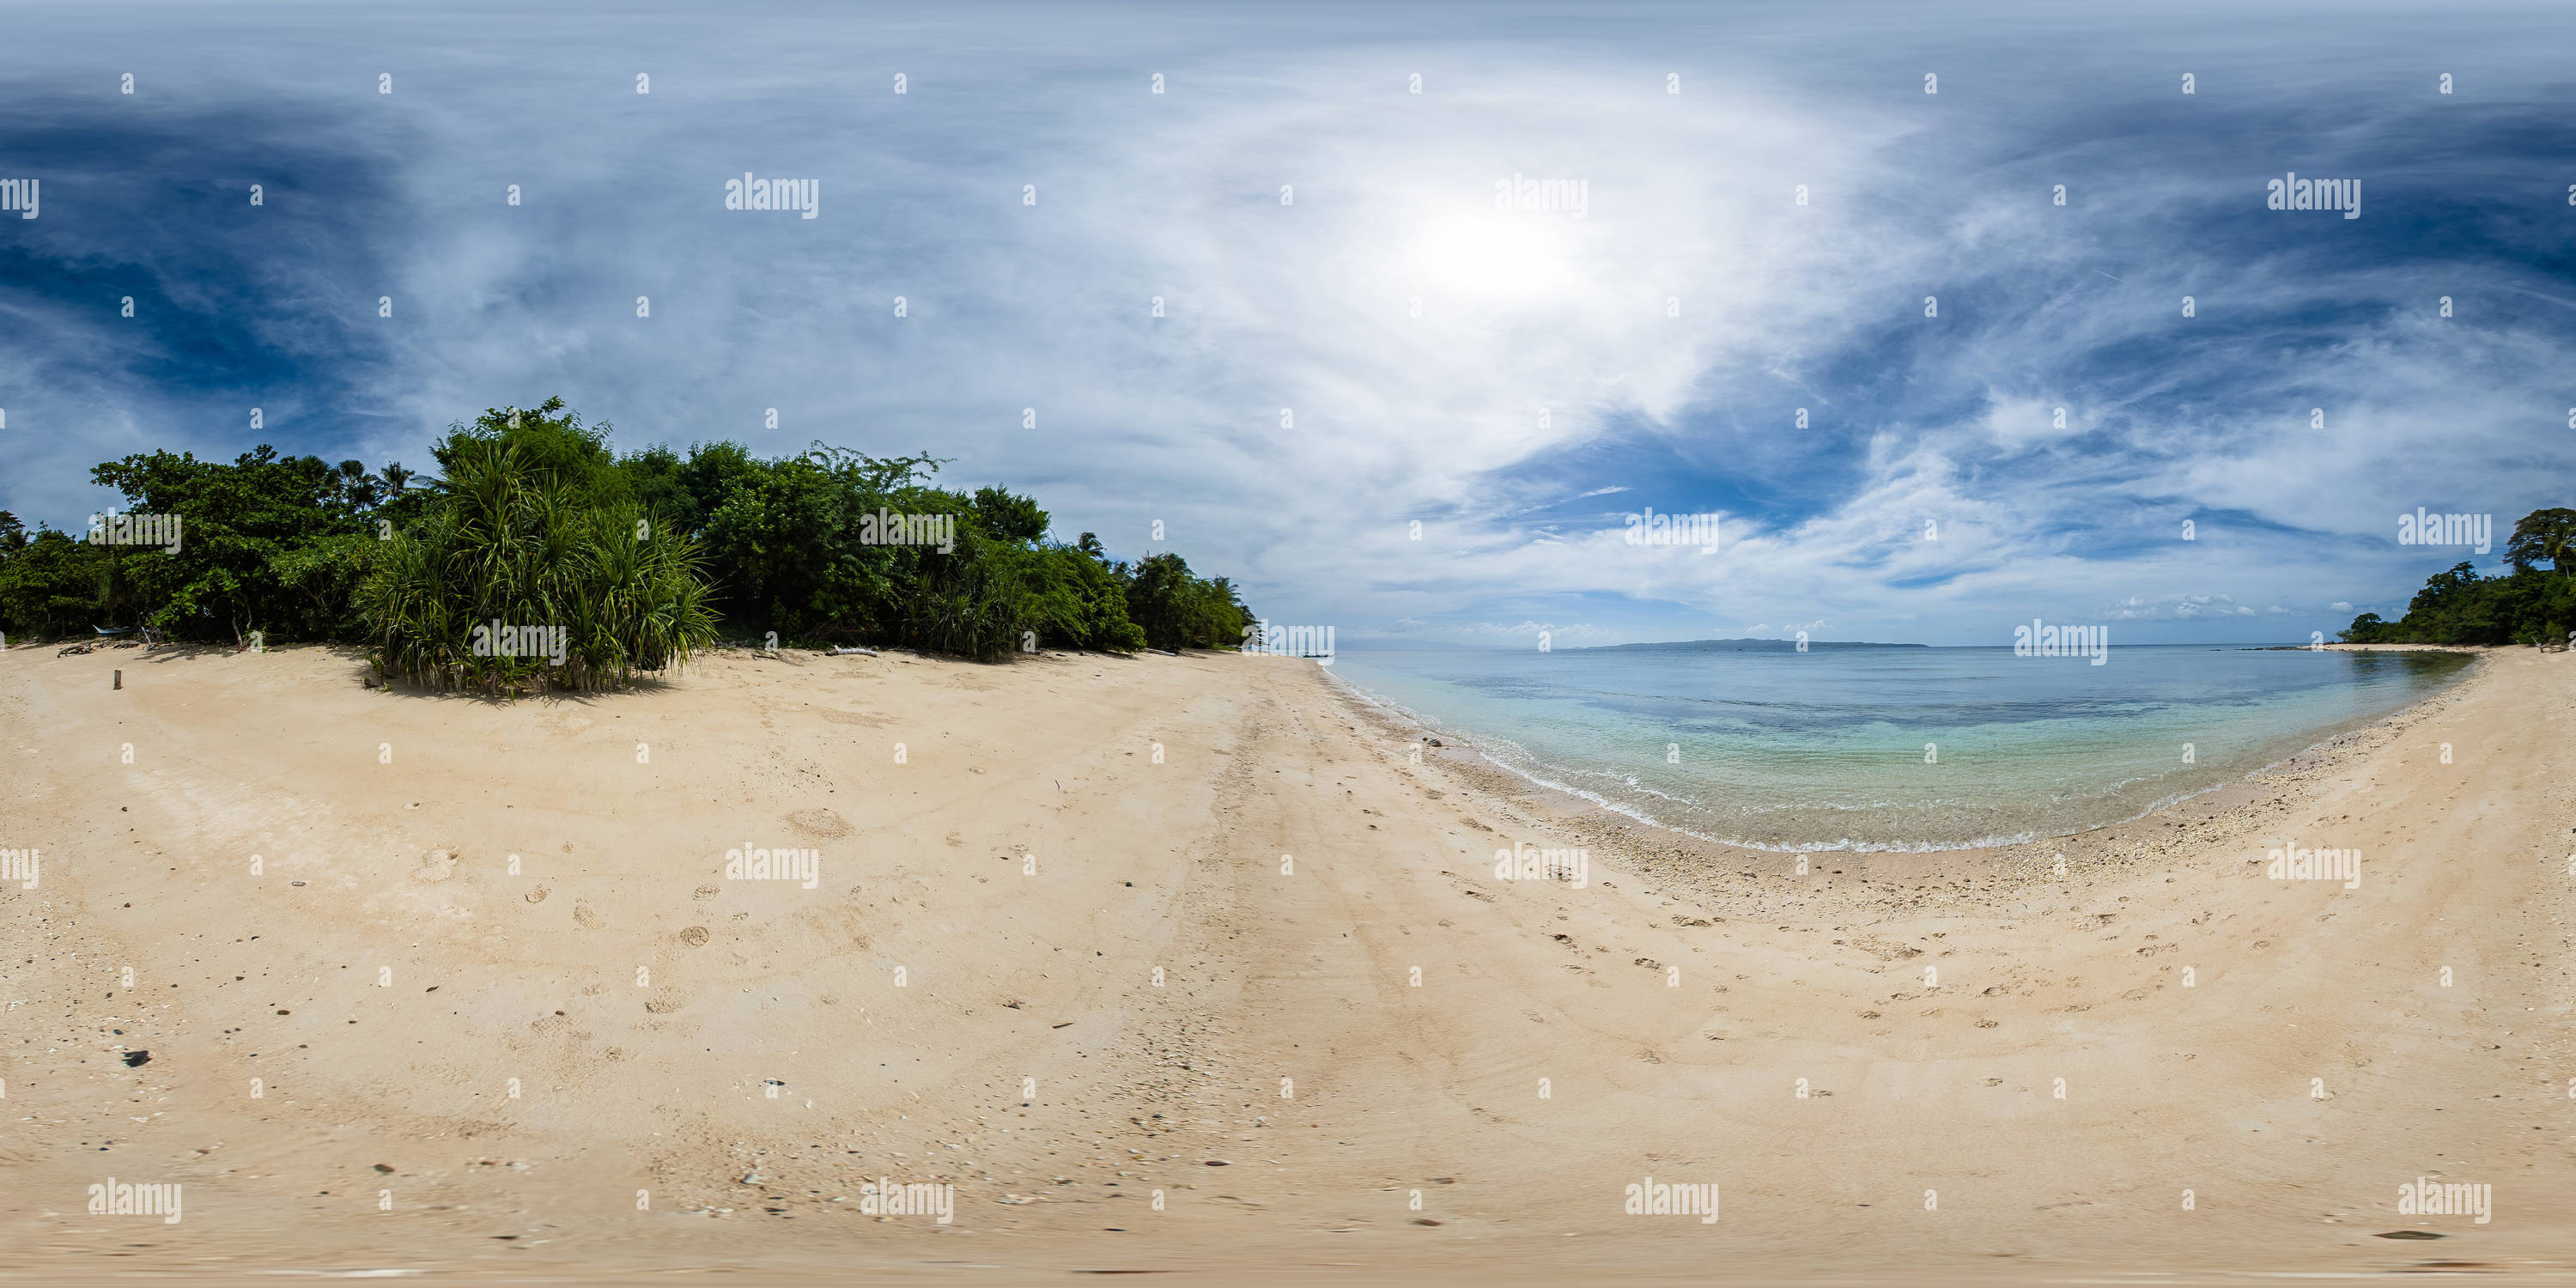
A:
[1575, 637, 1931, 652]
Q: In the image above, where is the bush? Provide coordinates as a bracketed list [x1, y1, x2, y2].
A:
[357, 434, 716, 693]
[688, 446, 1189, 659]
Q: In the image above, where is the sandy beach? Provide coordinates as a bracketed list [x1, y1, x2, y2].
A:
[1, 641, 2568, 1283]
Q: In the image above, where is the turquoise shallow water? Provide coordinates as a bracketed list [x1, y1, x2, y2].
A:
[1326, 644, 2473, 853]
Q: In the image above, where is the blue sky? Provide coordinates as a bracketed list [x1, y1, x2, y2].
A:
[2, 0, 2570, 647]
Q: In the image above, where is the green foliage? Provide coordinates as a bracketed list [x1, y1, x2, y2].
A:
[2506, 507, 2576, 575]
[9, 399, 1249, 672]
[433, 397, 630, 507]
[971, 486, 1050, 543]
[690, 445, 1165, 659]
[88, 444, 373, 643]
[2342, 509, 2576, 647]
[696, 446, 907, 637]
[622, 439, 764, 543]
[1121, 552, 1252, 651]
[0, 526, 112, 638]
[356, 436, 715, 693]
[269, 533, 380, 625]
[1035, 543, 1148, 653]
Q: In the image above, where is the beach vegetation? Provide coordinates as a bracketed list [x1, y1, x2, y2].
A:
[2342, 507, 2576, 646]
[0, 398, 1252, 677]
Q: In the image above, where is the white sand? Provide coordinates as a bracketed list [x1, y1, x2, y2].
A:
[0, 640, 2567, 1283]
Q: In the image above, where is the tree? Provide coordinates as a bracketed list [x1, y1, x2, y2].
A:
[334, 459, 383, 510]
[2342, 508, 2576, 645]
[0, 527, 110, 638]
[618, 440, 762, 543]
[269, 533, 379, 625]
[2506, 507, 2576, 575]
[90, 444, 369, 643]
[971, 486, 1050, 543]
[1121, 552, 1254, 650]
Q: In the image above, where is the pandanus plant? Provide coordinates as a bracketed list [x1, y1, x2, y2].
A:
[357, 438, 715, 694]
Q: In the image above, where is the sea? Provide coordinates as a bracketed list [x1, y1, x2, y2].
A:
[1325, 642, 2472, 853]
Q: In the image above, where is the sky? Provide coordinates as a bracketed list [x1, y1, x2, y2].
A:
[2, 0, 2570, 647]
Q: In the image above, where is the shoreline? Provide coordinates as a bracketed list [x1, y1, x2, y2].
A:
[1321, 647, 2496, 909]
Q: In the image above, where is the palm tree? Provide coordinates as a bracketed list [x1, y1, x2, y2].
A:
[378, 461, 416, 493]
[334, 459, 382, 510]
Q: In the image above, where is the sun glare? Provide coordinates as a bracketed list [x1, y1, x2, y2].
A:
[1412, 214, 1577, 303]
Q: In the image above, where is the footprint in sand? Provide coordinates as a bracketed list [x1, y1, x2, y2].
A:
[573, 902, 604, 929]
[414, 849, 458, 882]
[787, 808, 852, 840]
[679, 926, 709, 947]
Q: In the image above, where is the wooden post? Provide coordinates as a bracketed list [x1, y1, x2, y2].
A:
[114, 669, 123, 690]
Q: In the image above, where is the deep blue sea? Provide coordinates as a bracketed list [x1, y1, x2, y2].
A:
[1326, 644, 2473, 853]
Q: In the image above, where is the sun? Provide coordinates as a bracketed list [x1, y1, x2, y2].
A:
[1411, 213, 1577, 304]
